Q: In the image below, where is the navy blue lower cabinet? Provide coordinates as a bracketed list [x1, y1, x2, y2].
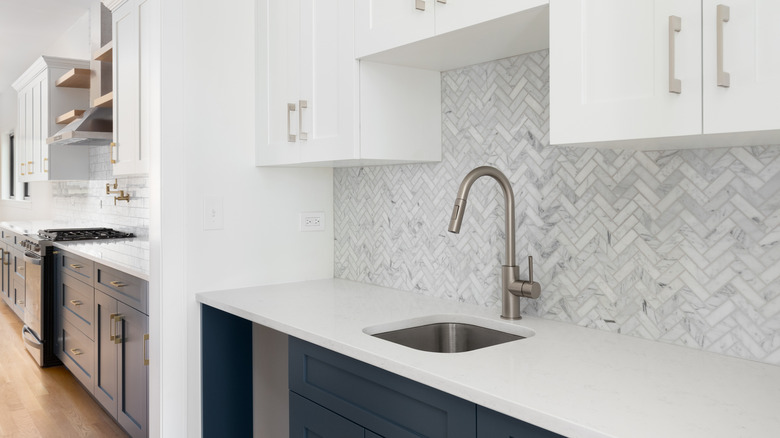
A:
[290, 391, 365, 438]
[289, 337, 475, 438]
[477, 406, 566, 438]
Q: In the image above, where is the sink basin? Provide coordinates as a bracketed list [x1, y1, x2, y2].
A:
[364, 315, 534, 353]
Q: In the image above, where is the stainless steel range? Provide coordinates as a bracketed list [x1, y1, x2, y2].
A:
[17, 227, 134, 367]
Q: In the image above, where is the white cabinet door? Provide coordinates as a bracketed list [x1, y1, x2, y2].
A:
[30, 77, 44, 179]
[355, 0, 435, 58]
[17, 92, 27, 181]
[258, 0, 357, 165]
[112, 0, 154, 176]
[702, 0, 780, 134]
[298, 0, 357, 163]
[551, 0, 702, 146]
[435, 0, 545, 34]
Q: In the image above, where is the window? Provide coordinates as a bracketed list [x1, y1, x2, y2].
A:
[3, 132, 28, 201]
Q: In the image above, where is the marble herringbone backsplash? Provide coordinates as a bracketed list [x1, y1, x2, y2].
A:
[333, 50, 780, 365]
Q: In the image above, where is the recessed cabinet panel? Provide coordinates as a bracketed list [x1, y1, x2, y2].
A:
[702, 0, 780, 134]
[114, 2, 139, 174]
[435, 0, 544, 35]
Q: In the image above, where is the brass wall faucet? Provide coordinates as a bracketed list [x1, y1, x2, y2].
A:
[448, 166, 540, 320]
[106, 179, 131, 205]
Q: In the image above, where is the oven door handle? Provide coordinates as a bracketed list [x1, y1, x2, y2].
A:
[22, 326, 43, 350]
[24, 253, 42, 265]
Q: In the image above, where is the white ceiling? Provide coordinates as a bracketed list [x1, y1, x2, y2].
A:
[0, 0, 93, 93]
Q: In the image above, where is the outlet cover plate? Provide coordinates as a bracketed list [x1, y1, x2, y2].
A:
[300, 212, 325, 232]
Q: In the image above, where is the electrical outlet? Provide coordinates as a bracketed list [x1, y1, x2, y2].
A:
[300, 212, 325, 231]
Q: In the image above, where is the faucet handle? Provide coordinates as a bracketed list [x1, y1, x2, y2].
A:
[528, 256, 534, 282]
[522, 256, 541, 299]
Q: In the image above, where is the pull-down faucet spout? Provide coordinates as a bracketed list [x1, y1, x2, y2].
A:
[448, 166, 541, 319]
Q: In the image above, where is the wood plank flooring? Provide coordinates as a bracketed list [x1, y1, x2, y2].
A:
[0, 301, 127, 437]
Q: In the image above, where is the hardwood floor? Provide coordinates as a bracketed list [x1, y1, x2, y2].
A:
[0, 301, 127, 437]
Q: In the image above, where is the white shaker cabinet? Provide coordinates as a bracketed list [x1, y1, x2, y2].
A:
[702, 0, 780, 134]
[551, 0, 780, 148]
[356, 0, 546, 58]
[550, 0, 702, 146]
[12, 56, 91, 182]
[109, 0, 158, 176]
[257, 0, 441, 167]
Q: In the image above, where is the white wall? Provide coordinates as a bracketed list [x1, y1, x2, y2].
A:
[157, 0, 335, 435]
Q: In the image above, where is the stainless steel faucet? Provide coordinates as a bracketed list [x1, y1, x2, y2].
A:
[448, 166, 541, 320]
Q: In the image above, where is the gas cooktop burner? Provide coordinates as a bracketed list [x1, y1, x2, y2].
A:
[38, 227, 135, 242]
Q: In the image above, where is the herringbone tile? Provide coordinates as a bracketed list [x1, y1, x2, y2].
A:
[334, 50, 780, 365]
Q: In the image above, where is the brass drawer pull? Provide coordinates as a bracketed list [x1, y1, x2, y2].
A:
[110, 280, 126, 288]
[69, 264, 83, 269]
[143, 334, 150, 366]
[114, 314, 124, 344]
[70, 300, 83, 306]
[109, 313, 117, 341]
[70, 348, 83, 356]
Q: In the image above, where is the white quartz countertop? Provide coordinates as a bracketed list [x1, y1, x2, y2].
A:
[0, 221, 149, 280]
[197, 279, 780, 438]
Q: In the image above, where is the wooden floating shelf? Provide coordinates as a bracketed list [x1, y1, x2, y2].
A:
[94, 91, 114, 108]
[55, 68, 91, 88]
[94, 41, 113, 62]
[55, 109, 86, 125]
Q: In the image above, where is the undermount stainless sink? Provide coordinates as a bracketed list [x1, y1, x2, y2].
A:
[364, 315, 534, 353]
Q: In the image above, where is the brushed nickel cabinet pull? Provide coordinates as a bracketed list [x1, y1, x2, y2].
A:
[717, 4, 730, 87]
[668, 15, 682, 94]
[416, 0, 425, 11]
[437, 0, 446, 3]
[298, 100, 308, 141]
[287, 103, 297, 142]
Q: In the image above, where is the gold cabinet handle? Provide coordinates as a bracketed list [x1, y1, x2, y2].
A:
[27, 161, 33, 175]
[70, 264, 83, 270]
[70, 348, 83, 356]
[109, 313, 117, 341]
[20, 162, 25, 176]
[70, 300, 83, 306]
[143, 334, 149, 366]
[110, 142, 117, 164]
[110, 280, 126, 288]
[114, 314, 123, 344]
[2, 249, 8, 266]
[43, 158, 48, 173]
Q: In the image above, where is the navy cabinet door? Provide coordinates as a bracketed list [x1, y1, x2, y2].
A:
[290, 392, 364, 438]
[477, 406, 565, 438]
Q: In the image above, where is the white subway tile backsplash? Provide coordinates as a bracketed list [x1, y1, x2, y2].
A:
[333, 50, 780, 365]
[51, 145, 149, 237]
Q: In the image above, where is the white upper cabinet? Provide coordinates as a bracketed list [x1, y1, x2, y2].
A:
[551, 0, 780, 149]
[12, 57, 91, 182]
[355, 0, 549, 71]
[257, 0, 441, 167]
[702, 0, 780, 134]
[110, 0, 157, 176]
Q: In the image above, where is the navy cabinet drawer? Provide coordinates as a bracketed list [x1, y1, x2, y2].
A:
[61, 273, 95, 340]
[60, 252, 95, 284]
[96, 264, 148, 315]
[290, 392, 365, 438]
[60, 319, 94, 390]
[289, 337, 475, 438]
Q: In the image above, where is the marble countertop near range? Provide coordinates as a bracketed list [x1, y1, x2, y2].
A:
[197, 278, 780, 438]
[0, 220, 149, 280]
